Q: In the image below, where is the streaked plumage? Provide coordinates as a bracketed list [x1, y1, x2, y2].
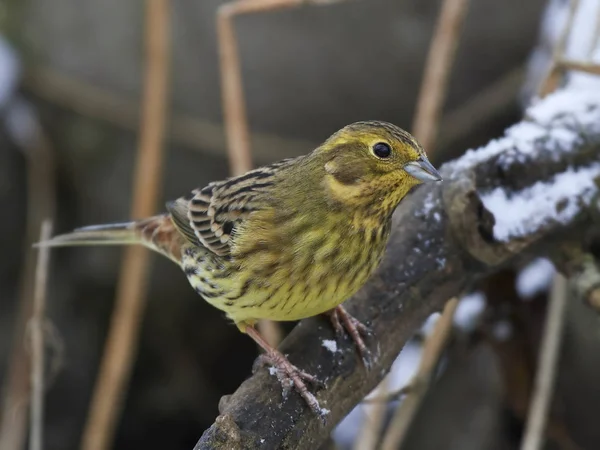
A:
[41, 120, 441, 414]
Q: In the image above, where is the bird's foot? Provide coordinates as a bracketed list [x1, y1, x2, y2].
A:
[254, 351, 326, 417]
[245, 324, 327, 418]
[327, 305, 372, 368]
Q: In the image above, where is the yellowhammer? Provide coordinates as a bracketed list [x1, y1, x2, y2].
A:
[42, 121, 441, 415]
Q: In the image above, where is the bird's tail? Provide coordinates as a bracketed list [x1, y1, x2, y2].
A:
[38, 215, 184, 263]
[41, 222, 140, 247]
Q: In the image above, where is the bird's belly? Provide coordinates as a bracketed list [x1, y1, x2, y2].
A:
[181, 233, 385, 324]
[224, 275, 365, 323]
[185, 271, 363, 322]
[230, 247, 380, 323]
[262, 278, 358, 320]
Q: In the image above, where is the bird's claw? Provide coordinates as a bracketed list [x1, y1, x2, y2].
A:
[329, 309, 345, 337]
[328, 305, 373, 369]
[254, 353, 325, 386]
[351, 316, 373, 337]
[254, 351, 326, 416]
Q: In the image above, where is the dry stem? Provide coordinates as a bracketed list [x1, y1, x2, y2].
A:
[29, 221, 53, 450]
[217, 0, 319, 174]
[411, 0, 471, 152]
[217, 2, 253, 176]
[0, 101, 55, 450]
[351, 377, 390, 450]
[537, 0, 580, 97]
[520, 275, 569, 450]
[380, 298, 459, 450]
[559, 59, 600, 76]
[524, 5, 591, 447]
[79, 1, 171, 449]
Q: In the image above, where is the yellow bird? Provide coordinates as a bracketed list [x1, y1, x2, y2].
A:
[42, 121, 441, 414]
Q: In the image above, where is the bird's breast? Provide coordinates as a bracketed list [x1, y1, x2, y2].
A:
[181, 216, 391, 324]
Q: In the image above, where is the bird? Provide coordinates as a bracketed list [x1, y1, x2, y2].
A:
[40, 120, 442, 415]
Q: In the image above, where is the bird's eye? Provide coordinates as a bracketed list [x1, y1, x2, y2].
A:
[372, 142, 392, 159]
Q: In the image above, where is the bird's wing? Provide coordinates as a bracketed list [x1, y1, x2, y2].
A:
[166, 157, 299, 256]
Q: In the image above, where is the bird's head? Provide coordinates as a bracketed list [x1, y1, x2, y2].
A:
[315, 121, 442, 214]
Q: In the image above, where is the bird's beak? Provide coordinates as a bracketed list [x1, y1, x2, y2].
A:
[404, 157, 442, 182]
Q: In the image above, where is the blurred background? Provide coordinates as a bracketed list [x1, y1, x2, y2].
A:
[2, 0, 600, 449]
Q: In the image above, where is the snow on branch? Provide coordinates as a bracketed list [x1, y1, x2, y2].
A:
[482, 164, 600, 242]
[445, 84, 600, 256]
[450, 88, 600, 177]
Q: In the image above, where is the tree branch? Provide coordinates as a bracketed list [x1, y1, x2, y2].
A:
[193, 87, 600, 450]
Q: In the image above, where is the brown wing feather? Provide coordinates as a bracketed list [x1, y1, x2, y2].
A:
[168, 157, 300, 256]
[165, 198, 199, 245]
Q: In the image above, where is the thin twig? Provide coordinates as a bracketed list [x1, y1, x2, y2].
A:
[380, 298, 459, 450]
[558, 59, 600, 76]
[361, 384, 411, 404]
[537, 0, 580, 97]
[79, 1, 170, 449]
[524, 7, 587, 448]
[411, 0, 471, 153]
[217, 2, 253, 176]
[218, 0, 318, 174]
[0, 100, 55, 450]
[520, 275, 569, 450]
[29, 220, 53, 450]
[351, 376, 390, 450]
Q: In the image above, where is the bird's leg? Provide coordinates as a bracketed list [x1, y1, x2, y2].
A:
[243, 324, 326, 416]
[326, 305, 372, 368]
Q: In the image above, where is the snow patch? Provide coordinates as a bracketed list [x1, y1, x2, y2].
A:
[420, 191, 439, 220]
[387, 341, 422, 392]
[454, 292, 486, 331]
[481, 164, 600, 242]
[516, 258, 556, 299]
[527, 89, 600, 131]
[321, 339, 338, 354]
[420, 312, 440, 336]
